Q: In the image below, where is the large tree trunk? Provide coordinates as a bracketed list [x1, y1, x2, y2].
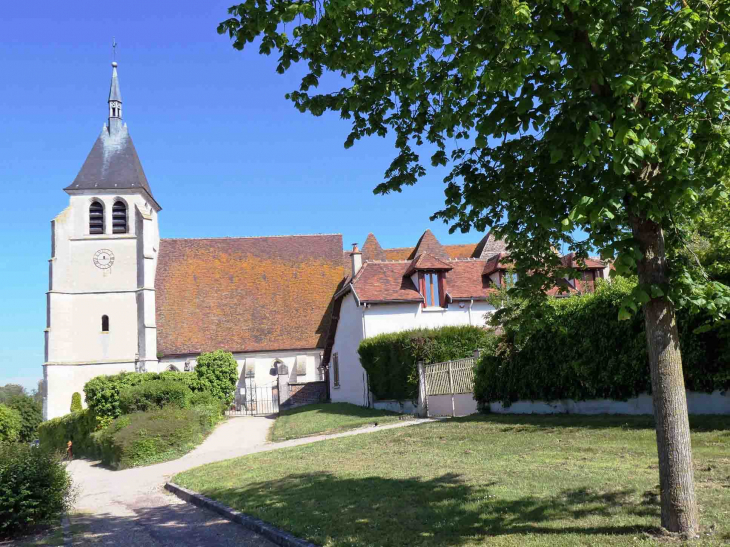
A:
[630, 212, 699, 536]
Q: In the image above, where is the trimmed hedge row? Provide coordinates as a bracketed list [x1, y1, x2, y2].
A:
[358, 326, 497, 401]
[84, 371, 204, 422]
[0, 443, 73, 538]
[473, 278, 730, 407]
[119, 380, 193, 414]
[92, 405, 225, 470]
[37, 409, 101, 460]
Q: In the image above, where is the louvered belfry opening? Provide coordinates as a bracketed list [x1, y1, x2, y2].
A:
[89, 201, 104, 234]
[112, 201, 127, 234]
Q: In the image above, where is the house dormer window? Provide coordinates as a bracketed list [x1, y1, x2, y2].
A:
[420, 272, 445, 308]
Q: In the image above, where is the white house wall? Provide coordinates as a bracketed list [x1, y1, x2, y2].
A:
[331, 293, 494, 406]
[330, 293, 366, 406]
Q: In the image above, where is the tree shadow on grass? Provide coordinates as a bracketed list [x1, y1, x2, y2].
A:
[197, 471, 660, 546]
[451, 413, 730, 433]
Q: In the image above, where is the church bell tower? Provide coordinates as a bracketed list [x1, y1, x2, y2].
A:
[44, 62, 162, 419]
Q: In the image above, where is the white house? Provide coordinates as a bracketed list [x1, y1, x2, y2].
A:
[326, 231, 610, 407]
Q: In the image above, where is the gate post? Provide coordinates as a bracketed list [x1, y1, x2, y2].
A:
[417, 361, 428, 418]
[448, 361, 456, 417]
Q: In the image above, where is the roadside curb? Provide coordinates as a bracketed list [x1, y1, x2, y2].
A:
[165, 482, 318, 547]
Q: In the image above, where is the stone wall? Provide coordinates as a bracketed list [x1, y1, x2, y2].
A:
[282, 381, 327, 409]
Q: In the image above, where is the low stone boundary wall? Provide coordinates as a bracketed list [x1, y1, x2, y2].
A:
[281, 381, 327, 410]
[373, 400, 418, 414]
[488, 390, 730, 415]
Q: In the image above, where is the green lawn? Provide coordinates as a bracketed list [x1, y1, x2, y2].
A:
[270, 403, 405, 441]
[174, 414, 730, 547]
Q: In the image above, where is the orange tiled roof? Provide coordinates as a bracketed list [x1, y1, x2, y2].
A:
[446, 261, 500, 300]
[443, 243, 478, 258]
[482, 253, 513, 275]
[384, 247, 414, 260]
[409, 229, 449, 259]
[351, 262, 423, 303]
[404, 253, 454, 275]
[561, 253, 605, 269]
[156, 235, 344, 356]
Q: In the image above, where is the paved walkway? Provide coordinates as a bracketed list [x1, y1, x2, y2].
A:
[66, 415, 431, 546]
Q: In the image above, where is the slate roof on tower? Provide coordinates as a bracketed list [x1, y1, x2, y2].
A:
[64, 62, 159, 209]
[155, 234, 344, 356]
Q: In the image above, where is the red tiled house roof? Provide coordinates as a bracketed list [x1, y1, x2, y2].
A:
[155, 234, 344, 356]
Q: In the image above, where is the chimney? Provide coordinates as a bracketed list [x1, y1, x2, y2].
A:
[350, 243, 362, 277]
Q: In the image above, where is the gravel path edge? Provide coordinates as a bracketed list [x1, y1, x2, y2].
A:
[164, 482, 318, 547]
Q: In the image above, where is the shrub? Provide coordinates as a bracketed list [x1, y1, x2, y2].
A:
[474, 278, 730, 407]
[0, 443, 73, 538]
[8, 395, 43, 443]
[194, 351, 239, 405]
[0, 404, 22, 443]
[70, 392, 83, 413]
[119, 380, 193, 414]
[93, 406, 224, 470]
[358, 326, 496, 401]
[84, 370, 202, 422]
[37, 409, 100, 459]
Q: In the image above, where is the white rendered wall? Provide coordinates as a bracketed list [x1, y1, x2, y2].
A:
[330, 294, 367, 406]
[161, 349, 323, 391]
[44, 190, 160, 419]
[331, 293, 494, 407]
[44, 361, 137, 420]
[488, 391, 730, 415]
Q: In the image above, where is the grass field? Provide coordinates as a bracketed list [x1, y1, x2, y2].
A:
[175, 414, 730, 547]
[270, 403, 404, 441]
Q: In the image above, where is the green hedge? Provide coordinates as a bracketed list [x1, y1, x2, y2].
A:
[0, 404, 22, 443]
[92, 405, 225, 470]
[8, 395, 43, 443]
[84, 371, 202, 422]
[194, 350, 239, 405]
[474, 278, 730, 407]
[119, 380, 193, 414]
[37, 409, 101, 459]
[358, 326, 496, 401]
[0, 444, 73, 539]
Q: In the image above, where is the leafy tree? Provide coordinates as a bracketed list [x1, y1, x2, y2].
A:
[0, 404, 22, 443]
[0, 384, 25, 405]
[219, 0, 730, 533]
[70, 392, 83, 413]
[8, 395, 43, 443]
[194, 351, 239, 405]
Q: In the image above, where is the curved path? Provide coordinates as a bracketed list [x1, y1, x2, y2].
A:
[66, 415, 432, 546]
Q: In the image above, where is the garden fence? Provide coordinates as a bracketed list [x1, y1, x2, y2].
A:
[419, 352, 479, 417]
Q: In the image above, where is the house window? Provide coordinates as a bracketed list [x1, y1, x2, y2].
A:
[101, 315, 109, 332]
[423, 272, 442, 307]
[112, 201, 127, 234]
[332, 353, 340, 387]
[89, 201, 104, 234]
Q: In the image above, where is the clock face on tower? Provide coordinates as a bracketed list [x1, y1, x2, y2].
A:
[93, 249, 115, 269]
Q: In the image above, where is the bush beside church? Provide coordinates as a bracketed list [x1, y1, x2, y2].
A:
[38, 350, 235, 469]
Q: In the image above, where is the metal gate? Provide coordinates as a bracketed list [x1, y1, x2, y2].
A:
[227, 378, 279, 416]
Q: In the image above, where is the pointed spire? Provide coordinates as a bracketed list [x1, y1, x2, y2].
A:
[109, 62, 122, 102]
[362, 233, 386, 261]
[107, 62, 123, 134]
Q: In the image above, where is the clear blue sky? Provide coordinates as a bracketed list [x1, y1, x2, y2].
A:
[0, 0, 488, 391]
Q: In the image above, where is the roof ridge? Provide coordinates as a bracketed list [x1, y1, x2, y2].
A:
[162, 233, 342, 241]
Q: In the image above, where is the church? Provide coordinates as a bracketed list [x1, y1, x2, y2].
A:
[43, 63, 607, 420]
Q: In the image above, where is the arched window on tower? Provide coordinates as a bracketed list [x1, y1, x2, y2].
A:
[112, 201, 127, 234]
[101, 315, 109, 332]
[89, 201, 104, 234]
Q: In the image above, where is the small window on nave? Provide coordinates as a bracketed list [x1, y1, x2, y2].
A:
[89, 201, 104, 234]
[112, 201, 127, 234]
[101, 315, 109, 332]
